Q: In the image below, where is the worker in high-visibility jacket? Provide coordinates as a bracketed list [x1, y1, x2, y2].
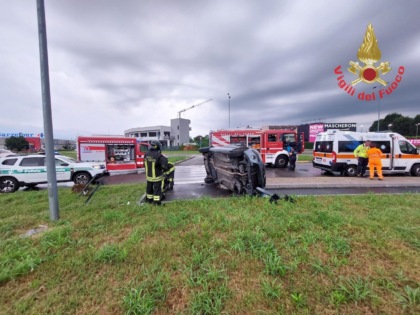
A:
[367, 142, 384, 180]
[144, 140, 168, 205]
[353, 140, 370, 177]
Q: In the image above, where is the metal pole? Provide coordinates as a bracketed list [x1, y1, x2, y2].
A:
[37, 0, 59, 221]
[416, 124, 419, 139]
[373, 86, 380, 131]
[377, 97, 381, 132]
[227, 93, 231, 128]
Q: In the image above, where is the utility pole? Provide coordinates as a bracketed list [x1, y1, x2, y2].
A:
[372, 86, 381, 131]
[227, 93, 231, 128]
[37, 0, 59, 220]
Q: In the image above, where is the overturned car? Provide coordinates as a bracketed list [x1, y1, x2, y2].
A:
[199, 145, 266, 195]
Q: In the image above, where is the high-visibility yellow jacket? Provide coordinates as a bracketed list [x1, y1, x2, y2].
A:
[354, 144, 369, 158]
[144, 150, 168, 182]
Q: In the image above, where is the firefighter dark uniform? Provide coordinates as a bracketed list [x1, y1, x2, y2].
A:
[144, 141, 168, 205]
[162, 162, 175, 192]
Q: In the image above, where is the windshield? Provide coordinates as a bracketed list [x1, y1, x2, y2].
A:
[57, 156, 79, 164]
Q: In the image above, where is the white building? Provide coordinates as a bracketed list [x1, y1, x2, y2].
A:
[124, 118, 191, 147]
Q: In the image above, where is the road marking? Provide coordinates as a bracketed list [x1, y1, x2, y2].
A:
[174, 165, 206, 184]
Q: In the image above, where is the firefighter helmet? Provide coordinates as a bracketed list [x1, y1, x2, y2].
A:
[150, 140, 162, 151]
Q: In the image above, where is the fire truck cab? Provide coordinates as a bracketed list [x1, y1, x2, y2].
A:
[210, 129, 304, 168]
[77, 136, 149, 172]
[313, 130, 420, 176]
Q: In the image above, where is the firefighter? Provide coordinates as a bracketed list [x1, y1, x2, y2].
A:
[288, 148, 297, 171]
[162, 162, 175, 192]
[144, 140, 168, 205]
[354, 140, 370, 177]
[367, 142, 384, 180]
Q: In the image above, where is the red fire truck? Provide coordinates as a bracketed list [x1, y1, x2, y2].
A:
[210, 128, 304, 168]
[25, 137, 42, 152]
[77, 136, 149, 172]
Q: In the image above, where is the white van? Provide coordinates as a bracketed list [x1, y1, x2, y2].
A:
[312, 130, 420, 176]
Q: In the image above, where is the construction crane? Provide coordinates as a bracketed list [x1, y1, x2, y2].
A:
[178, 99, 212, 119]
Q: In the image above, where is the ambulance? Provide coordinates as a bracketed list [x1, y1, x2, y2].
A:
[312, 130, 420, 176]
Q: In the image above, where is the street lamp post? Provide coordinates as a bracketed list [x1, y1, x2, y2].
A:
[227, 93, 231, 128]
[373, 86, 381, 131]
[416, 123, 420, 139]
[388, 124, 392, 131]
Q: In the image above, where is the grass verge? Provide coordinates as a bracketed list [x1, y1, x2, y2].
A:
[0, 185, 419, 314]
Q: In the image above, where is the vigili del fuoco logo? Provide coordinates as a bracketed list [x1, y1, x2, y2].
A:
[334, 23, 404, 101]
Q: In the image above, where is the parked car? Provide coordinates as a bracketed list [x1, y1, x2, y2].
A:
[0, 154, 108, 193]
[0, 149, 15, 158]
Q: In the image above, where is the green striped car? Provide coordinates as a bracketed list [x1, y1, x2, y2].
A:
[0, 155, 107, 193]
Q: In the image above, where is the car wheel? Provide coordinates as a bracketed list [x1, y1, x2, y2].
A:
[73, 172, 92, 185]
[275, 155, 288, 168]
[345, 165, 357, 177]
[0, 177, 20, 193]
[410, 164, 420, 176]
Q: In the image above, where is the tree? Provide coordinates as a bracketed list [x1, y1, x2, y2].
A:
[369, 112, 403, 132]
[62, 140, 73, 150]
[193, 135, 209, 148]
[391, 116, 413, 135]
[5, 136, 29, 152]
[368, 112, 419, 136]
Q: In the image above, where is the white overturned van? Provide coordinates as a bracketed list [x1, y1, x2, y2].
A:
[312, 130, 420, 177]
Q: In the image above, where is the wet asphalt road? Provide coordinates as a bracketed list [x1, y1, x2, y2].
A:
[98, 155, 420, 201]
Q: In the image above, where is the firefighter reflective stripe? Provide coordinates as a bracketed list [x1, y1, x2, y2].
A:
[165, 163, 175, 174]
[145, 156, 163, 181]
[147, 175, 163, 182]
[144, 151, 167, 181]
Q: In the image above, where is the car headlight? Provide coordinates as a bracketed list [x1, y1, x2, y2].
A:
[92, 165, 101, 169]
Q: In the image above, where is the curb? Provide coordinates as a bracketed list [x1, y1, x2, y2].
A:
[266, 177, 420, 189]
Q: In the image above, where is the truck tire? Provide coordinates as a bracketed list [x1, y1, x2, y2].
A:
[345, 165, 357, 177]
[0, 177, 20, 193]
[275, 155, 288, 168]
[73, 172, 92, 185]
[410, 164, 420, 176]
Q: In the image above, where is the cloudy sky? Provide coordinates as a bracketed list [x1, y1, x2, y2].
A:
[1, 0, 419, 140]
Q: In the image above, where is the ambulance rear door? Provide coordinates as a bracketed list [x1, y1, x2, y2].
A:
[313, 137, 334, 171]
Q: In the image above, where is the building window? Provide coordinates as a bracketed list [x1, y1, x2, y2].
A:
[140, 133, 147, 137]
[177, 126, 179, 130]
[149, 132, 157, 137]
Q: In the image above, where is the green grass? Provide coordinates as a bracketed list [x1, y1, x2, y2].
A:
[297, 154, 313, 162]
[0, 186, 419, 314]
[58, 150, 195, 164]
[58, 150, 77, 159]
